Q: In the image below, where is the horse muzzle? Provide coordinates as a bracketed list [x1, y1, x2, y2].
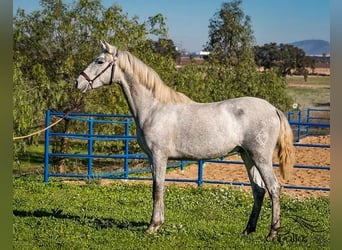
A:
[74, 78, 90, 93]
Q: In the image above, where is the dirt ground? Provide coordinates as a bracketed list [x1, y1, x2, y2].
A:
[165, 135, 330, 198]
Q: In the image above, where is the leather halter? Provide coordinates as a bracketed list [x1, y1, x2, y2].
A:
[80, 51, 118, 88]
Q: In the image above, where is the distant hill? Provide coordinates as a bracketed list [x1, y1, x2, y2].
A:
[290, 39, 330, 55]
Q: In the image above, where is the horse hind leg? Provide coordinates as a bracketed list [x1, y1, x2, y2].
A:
[249, 152, 282, 240]
[240, 150, 266, 235]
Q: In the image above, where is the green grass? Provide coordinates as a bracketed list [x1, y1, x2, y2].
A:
[15, 144, 45, 168]
[13, 176, 330, 249]
[14, 143, 131, 176]
[285, 76, 330, 110]
[286, 87, 330, 110]
[286, 75, 330, 86]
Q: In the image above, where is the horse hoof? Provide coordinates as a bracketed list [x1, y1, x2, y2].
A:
[243, 230, 250, 236]
[242, 227, 256, 236]
[145, 227, 156, 234]
[145, 224, 161, 234]
[266, 228, 280, 240]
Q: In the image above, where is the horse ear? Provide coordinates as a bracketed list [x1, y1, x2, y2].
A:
[100, 40, 117, 55]
[100, 40, 106, 50]
[103, 41, 116, 54]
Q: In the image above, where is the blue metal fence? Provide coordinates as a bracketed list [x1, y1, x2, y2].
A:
[44, 109, 330, 191]
[287, 108, 330, 141]
[44, 110, 149, 182]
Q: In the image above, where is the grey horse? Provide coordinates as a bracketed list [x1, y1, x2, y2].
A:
[75, 41, 295, 239]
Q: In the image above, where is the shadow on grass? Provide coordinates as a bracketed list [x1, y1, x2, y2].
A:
[13, 209, 148, 231]
[18, 151, 44, 165]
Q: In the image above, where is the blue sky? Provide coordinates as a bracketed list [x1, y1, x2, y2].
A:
[13, 0, 330, 52]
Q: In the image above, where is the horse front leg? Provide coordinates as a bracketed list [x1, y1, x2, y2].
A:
[146, 154, 167, 234]
[243, 180, 266, 235]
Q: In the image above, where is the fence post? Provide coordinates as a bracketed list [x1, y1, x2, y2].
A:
[44, 110, 51, 183]
[180, 160, 185, 171]
[87, 117, 94, 179]
[306, 108, 311, 136]
[297, 110, 302, 141]
[124, 120, 130, 179]
[198, 160, 204, 187]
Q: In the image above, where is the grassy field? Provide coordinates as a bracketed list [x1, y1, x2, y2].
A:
[286, 75, 330, 86]
[286, 76, 330, 110]
[13, 176, 329, 249]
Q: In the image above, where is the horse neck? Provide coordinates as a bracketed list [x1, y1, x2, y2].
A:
[120, 72, 158, 124]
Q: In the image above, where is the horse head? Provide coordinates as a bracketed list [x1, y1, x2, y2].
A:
[75, 41, 120, 92]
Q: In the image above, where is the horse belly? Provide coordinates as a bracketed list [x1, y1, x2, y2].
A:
[172, 121, 240, 160]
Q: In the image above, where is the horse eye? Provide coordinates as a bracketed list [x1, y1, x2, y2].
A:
[95, 58, 105, 64]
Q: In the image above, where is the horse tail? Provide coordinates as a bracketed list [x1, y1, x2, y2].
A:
[276, 109, 295, 180]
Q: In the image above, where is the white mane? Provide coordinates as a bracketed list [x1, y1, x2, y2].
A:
[117, 50, 193, 104]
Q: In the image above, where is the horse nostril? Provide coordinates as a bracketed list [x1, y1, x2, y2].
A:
[74, 80, 78, 88]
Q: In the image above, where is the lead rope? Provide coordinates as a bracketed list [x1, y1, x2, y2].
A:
[13, 111, 71, 141]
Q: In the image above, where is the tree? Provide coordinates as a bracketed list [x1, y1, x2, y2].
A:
[255, 43, 316, 76]
[199, 1, 291, 111]
[150, 38, 181, 61]
[206, 0, 255, 67]
[254, 42, 280, 69]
